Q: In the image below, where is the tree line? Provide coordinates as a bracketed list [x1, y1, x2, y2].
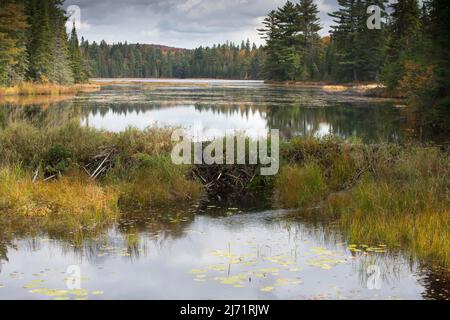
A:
[0, 0, 87, 86]
[259, 0, 448, 132]
[1, 0, 447, 132]
[80, 40, 266, 80]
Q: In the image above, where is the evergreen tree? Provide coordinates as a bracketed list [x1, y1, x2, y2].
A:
[426, 0, 450, 132]
[381, 0, 422, 90]
[49, 3, 74, 84]
[0, 0, 29, 85]
[68, 23, 86, 83]
[27, 0, 53, 82]
[259, 0, 325, 81]
[296, 0, 323, 80]
[81, 41, 264, 80]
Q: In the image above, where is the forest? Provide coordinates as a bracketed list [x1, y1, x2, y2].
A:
[258, 0, 448, 132]
[0, 0, 86, 85]
[80, 41, 266, 80]
[0, 0, 448, 132]
[0, 0, 449, 301]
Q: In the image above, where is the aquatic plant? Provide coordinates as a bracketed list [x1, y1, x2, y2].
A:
[276, 139, 450, 267]
[0, 83, 100, 97]
[0, 166, 119, 234]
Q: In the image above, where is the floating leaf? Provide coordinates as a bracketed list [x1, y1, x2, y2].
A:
[69, 289, 89, 297]
[30, 288, 68, 297]
[260, 286, 274, 292]
[91, 291, 104, 295]
[190, 269, 208, 275]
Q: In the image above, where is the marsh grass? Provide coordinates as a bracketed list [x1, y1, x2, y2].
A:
[0, 122, 201, 220]
[0, 166, 119, 232]
[116, 154, 201, 208]
[1, 122, 448, 266]
[276, 163, 327, 208]
[277, 138, 450, 267]
[0, 83, 100, 96]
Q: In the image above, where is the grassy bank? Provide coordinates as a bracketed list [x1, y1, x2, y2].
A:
[0, 82, 100, 96]
[0, 122, 201, 234]
[276, 138, 449, 267]
[0, 166, 118, 235]
[0, 122, 448, 267]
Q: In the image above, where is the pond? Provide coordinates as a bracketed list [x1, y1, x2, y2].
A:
[0, 206, 448, 300]
[0, 79, 414, 142]
[0, 80, 447, 300]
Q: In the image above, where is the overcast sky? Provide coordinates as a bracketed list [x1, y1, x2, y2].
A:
[63, 0, 339, 49]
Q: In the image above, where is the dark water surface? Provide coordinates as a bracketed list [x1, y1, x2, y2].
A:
[1, 79, 414, 142]
[0, 80, 447, 300]
[0, 207, 448, 300]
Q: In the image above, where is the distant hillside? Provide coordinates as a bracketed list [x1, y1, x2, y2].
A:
[81, 40, 265, 79]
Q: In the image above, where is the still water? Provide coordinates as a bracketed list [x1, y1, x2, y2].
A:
[0, 80, 446, 300]
[1, 79, 413, 142]
[0, 207, 447, 300]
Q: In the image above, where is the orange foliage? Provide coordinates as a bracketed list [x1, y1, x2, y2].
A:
[398, 60, 434, 103]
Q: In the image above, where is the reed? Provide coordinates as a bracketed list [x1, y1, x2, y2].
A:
[276, 140, 450, 267]
[0, 82, 100, 97]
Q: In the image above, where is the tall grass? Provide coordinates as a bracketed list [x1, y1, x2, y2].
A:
[276, 163, 327, 208]
[116, 154, 201, 208]
[0, 122, 201, 215]
[0, 82, 100, 96]
[276, 138, 450, 267]
[0, 166, 119, 231]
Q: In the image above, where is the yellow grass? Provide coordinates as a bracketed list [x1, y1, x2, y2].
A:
[0, 82, 100, 97]
[0, 166, 119, 236]
[277, 142, 450, 267]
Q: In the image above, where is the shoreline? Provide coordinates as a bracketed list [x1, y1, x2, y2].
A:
[0, 122, 447, 267]
[0, 82, 100, 97]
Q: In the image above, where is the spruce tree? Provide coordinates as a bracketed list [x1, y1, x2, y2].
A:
[0, 0, 29, 85]
[49, 3, 74, 84]
[27, 0, 53, 82]
[296, 0, 322, 80]
[382, 0, 421, 90]
[68, 23, 86, 83]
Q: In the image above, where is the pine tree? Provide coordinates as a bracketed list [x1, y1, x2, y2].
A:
[426, 0, 450, 133]
[0, 0, 29, 85]
[27, 0, 53, 82]
[296, 0, 323, 80]
[68, 23, 86, 83]
[49, 3, 74, 84]
[382, 0, 421, 90]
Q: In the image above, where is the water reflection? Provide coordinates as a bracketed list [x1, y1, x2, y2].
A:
[0, 208, 447, 300]
[0, 83, 413, 142]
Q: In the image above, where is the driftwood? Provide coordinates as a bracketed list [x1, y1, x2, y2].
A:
[43, 174, 57, 182]
[84, 148, 116, 180]
[32, 167, 39, 183]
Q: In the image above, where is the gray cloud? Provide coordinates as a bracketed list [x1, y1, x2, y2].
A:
[64, 0, 340, 48]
